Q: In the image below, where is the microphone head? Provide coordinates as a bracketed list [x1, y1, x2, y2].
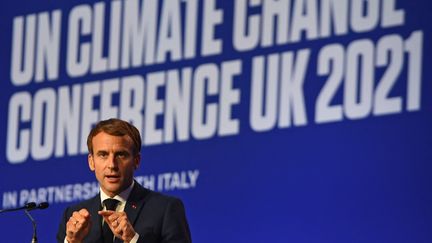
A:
[37, 202, 49, 210]
[24, 202, 37, 210]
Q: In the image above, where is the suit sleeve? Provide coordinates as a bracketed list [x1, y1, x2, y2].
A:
[157, 198, 192, 243]
[57, 207, 70, 243]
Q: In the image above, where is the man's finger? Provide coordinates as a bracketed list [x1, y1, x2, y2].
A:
[108, 212, 120, 222]
[71, 210, 90, 228]
[71, 212, 86, 226]
[78, 208, 90, 218]
[117, 219, 127, 234]
[66, 220, 77, 231]
[98, 210, 115, 217]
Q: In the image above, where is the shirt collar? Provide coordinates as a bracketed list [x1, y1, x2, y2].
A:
[99, 180, 135, 206]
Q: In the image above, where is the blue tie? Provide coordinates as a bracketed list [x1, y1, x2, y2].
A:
[102, 199, 119, 243]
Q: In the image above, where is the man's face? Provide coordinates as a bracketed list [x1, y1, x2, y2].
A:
[88, 132, 140, 197]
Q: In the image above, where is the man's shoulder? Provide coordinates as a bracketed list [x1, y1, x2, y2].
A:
[133, 184, 185, 210]
[138, 185, 182, 202]
[148, 190, 182, 204]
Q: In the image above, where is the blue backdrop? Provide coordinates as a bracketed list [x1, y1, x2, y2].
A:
[1, 1, 431, 242]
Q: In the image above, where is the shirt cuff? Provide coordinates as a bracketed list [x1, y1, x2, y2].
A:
[129, 232, 140, 243]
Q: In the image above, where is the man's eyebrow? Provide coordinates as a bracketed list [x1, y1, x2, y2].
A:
[115, 150, 130, 154]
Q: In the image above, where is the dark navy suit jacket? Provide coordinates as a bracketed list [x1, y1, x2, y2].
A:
[57, 182, 191, 243]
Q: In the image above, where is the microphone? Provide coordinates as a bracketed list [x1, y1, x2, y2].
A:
[0, 202, 49, 243]
[24, 202, 49, 243]
[0, 202, 37, 213]
[36, 202, 49, 210]
[27, 202, 49, 211]
[0, 202, 49, 242]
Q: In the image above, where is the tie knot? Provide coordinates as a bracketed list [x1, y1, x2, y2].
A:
[103, 199, 119, 211]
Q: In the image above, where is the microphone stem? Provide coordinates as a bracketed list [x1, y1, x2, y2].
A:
[24, 210, 38, 243]
[0, 207, 24, 213]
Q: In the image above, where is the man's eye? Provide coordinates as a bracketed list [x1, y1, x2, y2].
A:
[98, 153, 108, 158]
[116, 152, 128, 159]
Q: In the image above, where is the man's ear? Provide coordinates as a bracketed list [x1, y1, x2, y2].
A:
[134, 153, 141, 170]
[88, 154, 95, 171]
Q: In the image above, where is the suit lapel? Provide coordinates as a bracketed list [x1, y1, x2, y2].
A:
[124, 182, 150, 226]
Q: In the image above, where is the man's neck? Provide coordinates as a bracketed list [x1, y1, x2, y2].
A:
[100, 180, 135, 205]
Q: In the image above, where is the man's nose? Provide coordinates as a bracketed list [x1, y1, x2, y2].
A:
[107, 154, 118, 169]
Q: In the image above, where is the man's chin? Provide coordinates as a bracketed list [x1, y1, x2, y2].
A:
[101, 180, 123, 194]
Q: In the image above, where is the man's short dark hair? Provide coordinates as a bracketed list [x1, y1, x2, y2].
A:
[87, 118, 142, 155]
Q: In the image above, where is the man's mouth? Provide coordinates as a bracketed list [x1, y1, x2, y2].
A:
[105, 175, 120, 182]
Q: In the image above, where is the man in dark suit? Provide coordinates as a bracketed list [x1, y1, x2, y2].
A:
[57, 119, 191, 243]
